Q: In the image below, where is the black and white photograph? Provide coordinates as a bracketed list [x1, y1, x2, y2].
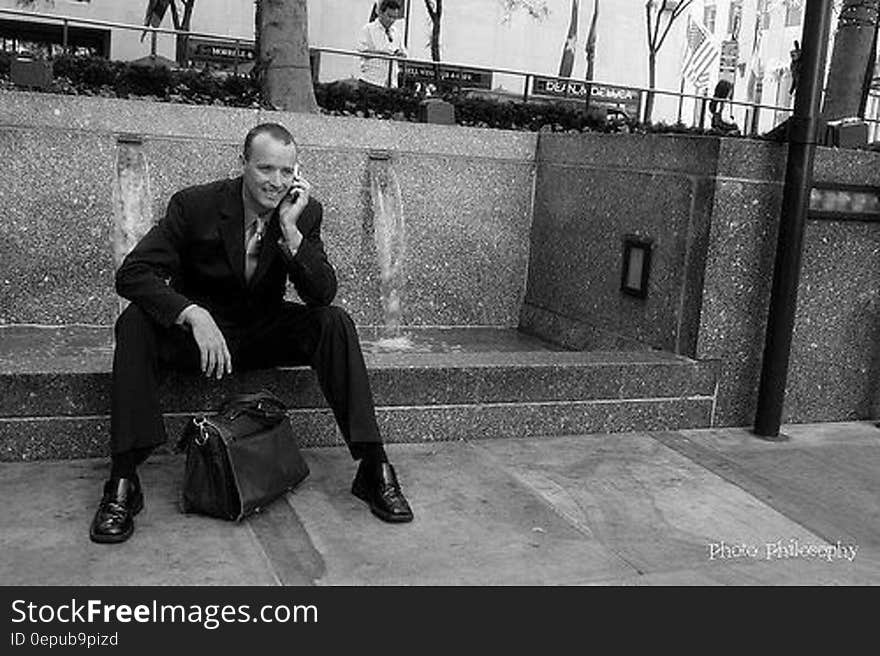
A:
[0, 0, 878, 638]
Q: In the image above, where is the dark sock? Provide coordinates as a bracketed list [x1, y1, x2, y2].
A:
[354, 442, 388, 464]
[110, 446, 153, 481]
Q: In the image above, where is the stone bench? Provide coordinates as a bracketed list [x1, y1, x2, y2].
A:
[0, 325, 719, 461]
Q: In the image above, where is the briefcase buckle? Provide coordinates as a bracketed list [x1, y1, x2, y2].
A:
[193, 416, 211, 447]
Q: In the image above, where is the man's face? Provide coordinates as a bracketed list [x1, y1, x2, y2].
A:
[241, 133, 298, 213]
[378, 6, 403, 28]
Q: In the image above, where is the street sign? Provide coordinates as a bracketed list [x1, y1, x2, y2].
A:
[719, 39, 738, 74]
[185, 39, 320, 79]
[532, 77, 589, 99]
[187, 37, 253, 67]
[531, 77, 641, 119]
[399, 63, 493, 93]
[588, 84, 641, 118]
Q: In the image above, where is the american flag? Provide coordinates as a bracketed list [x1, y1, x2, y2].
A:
[682, 16, 719, 89]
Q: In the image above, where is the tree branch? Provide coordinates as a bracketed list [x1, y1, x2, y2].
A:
[181, 0, 195, 29]
[652, 0, 667, 48]
[671, 0, 694, 20]
[656, 0, 694, 52]
[169, 0, 181, 30]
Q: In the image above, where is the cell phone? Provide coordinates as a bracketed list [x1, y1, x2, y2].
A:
[282, 163, 301, 205]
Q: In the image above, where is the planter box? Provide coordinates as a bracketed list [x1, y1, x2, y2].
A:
[10, 58, 53, 89]
[419, 98, 455, 125]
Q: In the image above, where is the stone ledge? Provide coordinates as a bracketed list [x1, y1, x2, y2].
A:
[0, 91, 537, 162]
[0, 326, 719, 417]
[0, 397, 715, 461]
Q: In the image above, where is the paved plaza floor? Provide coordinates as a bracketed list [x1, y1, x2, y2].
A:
[1, 422, 878, 586]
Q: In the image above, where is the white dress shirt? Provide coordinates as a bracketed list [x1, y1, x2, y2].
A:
[357, 19, 406, 88]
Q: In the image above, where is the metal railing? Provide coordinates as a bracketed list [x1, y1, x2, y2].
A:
[313, 44, 800, 135]
[3, 6, 878, 138]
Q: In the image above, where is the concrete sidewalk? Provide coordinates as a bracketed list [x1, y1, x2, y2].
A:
[1, 422, 878, 586]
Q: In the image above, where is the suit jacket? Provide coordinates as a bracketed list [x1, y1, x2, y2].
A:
[116, 176, 338, 331]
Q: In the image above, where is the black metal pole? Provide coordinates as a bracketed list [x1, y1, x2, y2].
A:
[858, 10, 879, 119]
[699, 90, 707, 128]
[753, 0, 833, 438]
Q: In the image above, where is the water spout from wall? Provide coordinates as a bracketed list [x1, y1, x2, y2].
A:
[367, 150, 412, 351]
[111, 134, 152, 318]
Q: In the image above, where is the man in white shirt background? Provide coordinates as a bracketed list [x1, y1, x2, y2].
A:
[358, 0, 407, 88]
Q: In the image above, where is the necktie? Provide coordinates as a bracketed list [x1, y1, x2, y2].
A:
[244, 217, 264, 283]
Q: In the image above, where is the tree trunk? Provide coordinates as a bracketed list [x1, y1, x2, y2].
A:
[558, 0, 579, 77]
[431, 15, 442, 61]
[585, 0, 598, 81]
[822, 0, 880, 120]
[425, 0, 443, 62]
[645, 52, 656, 122]
[255, 0, 263, 71]
[172, 1, 196, 66]
[256, 0, 317, 113]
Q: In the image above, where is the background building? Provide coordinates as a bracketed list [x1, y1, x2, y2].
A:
[689, 0, 879, 134]
[0, 0, 251, 62]
[683, 1, 807, 135]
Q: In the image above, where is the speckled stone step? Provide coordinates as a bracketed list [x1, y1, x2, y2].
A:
[0, 326, 718, 460]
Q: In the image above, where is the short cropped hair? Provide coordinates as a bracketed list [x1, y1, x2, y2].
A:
[378, 0, 402, 12]
[243, 123, 297, 160]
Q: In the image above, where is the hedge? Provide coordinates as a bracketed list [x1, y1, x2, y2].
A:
[0, 53, 740, 137]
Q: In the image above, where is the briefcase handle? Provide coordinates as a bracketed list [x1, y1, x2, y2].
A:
[219, 390, 284, 409]
[219, 391, 287, 426]
[177, 391, 288, 453]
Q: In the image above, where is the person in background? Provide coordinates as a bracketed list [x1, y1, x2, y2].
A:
[709, 79, 740, 135]
[789, 40, 802, 96]
[358, 0, 407, 88]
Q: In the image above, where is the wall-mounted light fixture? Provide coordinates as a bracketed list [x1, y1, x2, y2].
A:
[808, 183, 880, 221]
[621, 234, 653, 299]
[115, 133, 143, 145]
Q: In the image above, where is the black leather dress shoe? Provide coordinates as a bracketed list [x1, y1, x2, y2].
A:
[89, 478, 144, 544]
[352, 461, 414, 523]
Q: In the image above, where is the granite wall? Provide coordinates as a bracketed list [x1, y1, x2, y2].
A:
[522, 131, 880, 426]
[3, 90, 879, 427]
[0, 92, 536, 327]
[700, 142, 880, 425]
[520, 132, 719, 354]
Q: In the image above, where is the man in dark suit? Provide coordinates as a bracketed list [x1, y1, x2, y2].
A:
[90, 122, 413, 544]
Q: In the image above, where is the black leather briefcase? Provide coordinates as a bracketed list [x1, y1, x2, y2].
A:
[178, 391, 309, 521]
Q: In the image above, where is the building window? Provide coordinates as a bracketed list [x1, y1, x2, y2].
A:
[704, 3, 717, 33]
[785, 0, 804, 27]
[0, 19, 108, 58]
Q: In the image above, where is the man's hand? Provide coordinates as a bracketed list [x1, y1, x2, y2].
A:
[278, 173, 312, 252]
[179, 305, 232, 379]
